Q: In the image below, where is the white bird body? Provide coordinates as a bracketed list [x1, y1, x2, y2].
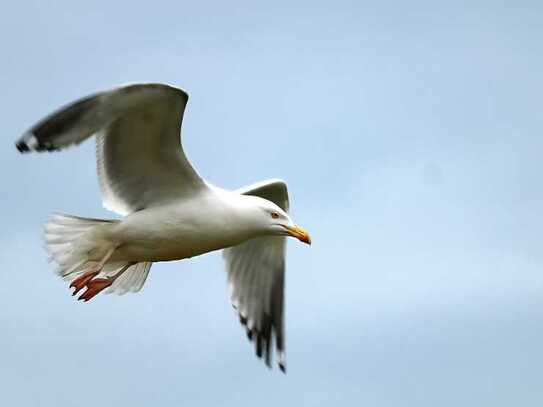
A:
[16, 83, 310, 372]
[97, 188, 267, 263]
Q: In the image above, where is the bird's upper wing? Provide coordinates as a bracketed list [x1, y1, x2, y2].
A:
[223, 179, 289, 372]
[16, 83, 206, 215]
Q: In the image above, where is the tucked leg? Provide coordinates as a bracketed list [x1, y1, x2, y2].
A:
[70, 270, 99, 296]
[77, 278, 114, 302]
[76, 262, 133, 302]
[67, 246, 118, 300]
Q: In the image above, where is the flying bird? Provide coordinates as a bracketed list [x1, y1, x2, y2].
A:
[15, 83, 311, 372]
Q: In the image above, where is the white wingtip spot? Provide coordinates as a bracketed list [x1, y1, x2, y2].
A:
[24, 133, 39, 150]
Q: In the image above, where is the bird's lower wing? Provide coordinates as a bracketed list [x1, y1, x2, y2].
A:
[223, 236, 286, 372]
[223, 179, 290, 372]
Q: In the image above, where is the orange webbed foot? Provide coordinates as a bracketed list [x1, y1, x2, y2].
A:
[70, 271, 100, 296]
[77, 278, 113, 302]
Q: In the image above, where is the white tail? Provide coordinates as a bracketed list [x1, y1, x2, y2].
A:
[44, 213, 152, 296]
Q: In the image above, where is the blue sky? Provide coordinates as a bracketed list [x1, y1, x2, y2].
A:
[1, 1, 543, 405]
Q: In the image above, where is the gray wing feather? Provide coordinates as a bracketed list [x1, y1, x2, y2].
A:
[223, 179, 289, 372]
[16, 83, 206, 215]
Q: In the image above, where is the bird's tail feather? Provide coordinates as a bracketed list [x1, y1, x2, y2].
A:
[44, 213, 151, 295]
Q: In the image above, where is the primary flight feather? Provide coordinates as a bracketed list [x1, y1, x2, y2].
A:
[15, 83, 311, 372]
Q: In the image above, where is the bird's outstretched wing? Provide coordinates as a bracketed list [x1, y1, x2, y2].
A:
[16, 83, 206, 215]
[223, 179, 289, 372]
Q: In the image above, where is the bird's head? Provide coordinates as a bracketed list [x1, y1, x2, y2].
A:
[243, 196, 311, 245]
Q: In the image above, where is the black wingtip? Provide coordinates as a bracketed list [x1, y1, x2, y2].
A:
[279, 363, 286, 374]
[15, 140, 30, 153]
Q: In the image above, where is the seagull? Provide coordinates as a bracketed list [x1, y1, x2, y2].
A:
[15, 83, 310, 372]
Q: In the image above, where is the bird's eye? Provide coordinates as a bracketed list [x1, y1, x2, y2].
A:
[271, 212, 279, 219]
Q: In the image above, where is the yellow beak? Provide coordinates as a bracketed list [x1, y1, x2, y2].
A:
[284, 225, 311, 245]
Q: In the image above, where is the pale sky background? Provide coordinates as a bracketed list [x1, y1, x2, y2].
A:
[1, 1, 543, 406]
